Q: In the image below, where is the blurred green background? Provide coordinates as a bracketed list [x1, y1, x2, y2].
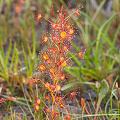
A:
[0, 0, 120, 119]
[0, 0, 120, 93]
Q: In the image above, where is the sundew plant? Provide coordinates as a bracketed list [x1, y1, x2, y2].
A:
[30, 4, 84, 120]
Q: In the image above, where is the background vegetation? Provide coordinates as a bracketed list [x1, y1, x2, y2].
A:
[0, 0, 120, 119]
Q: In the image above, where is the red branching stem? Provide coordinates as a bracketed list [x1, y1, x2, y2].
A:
[64, 6, 84, 25]
[42, 16, 53, 24]
[52, 6, 56, 20]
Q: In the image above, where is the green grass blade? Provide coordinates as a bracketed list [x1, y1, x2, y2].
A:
[27, 45, 32, 57]
[113, 24, 120, 45]
[0, 51, 5, 69]
[96, 79, 109, 112]
[110, 76, 118, 110]
[97, 14, 116, 40]
[31, 13, 36, 59]
[92, 0, 106, 22]
[6, 40, 12, 67]
[70, 41, 80, 52]
[95, 13, 116, 68]
[61, 82, 96, 91]
[85, 39, 98, 68]
[0, 35, 5, 59]
[14, 47, 18, 73]
[68, 51, 80, 66]
[22, 44, 29, 77]
[79, 65, 97, 91]
[64, 67, 80, 78]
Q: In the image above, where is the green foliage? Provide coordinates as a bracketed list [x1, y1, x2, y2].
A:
[61, 1, 119, 85]
[0, 37, 19, 82]
[96, 79, 109, 112]
[61, 81, 97, 91]
[0, 37, 11, 81]
[0, 0, 120, 119]
[22, 13, 37, 78]
[105, 76, 120, 119]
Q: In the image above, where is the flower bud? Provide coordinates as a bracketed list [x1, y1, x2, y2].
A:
[36, 98, 41, 105]
[66, 114, 71, 120]
[35, 104, 39, 111]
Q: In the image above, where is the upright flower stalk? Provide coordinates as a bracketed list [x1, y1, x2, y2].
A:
[32, 4, 83, 119]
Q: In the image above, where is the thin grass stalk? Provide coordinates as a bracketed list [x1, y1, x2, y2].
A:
[92, 0, 106, 22]
[95, 13, 116, 69]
